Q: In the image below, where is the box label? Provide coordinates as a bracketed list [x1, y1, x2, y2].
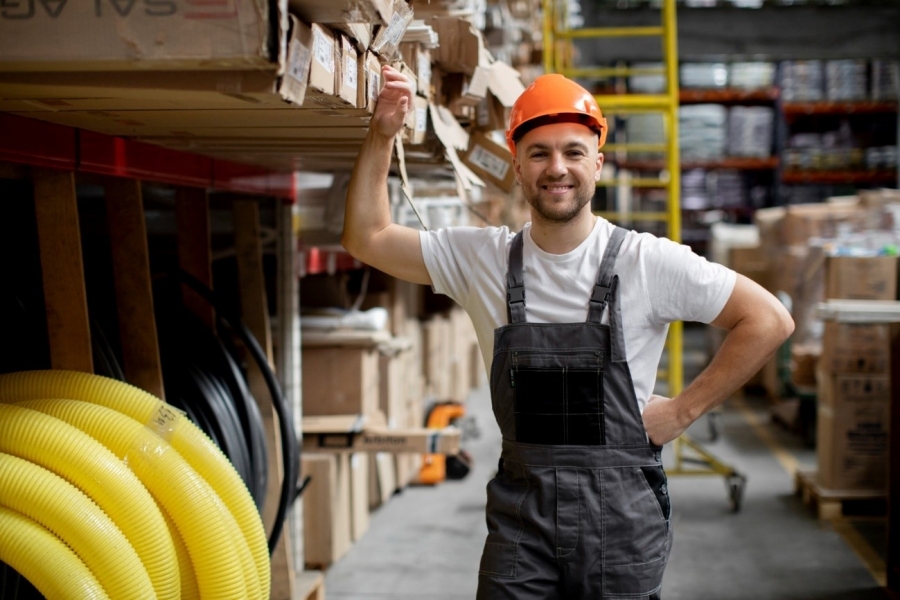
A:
[415, 106, 427, 132]
[469, 144, 510, 180]
[287, 38, 311, 84]
[345, 55, 358, 90]
[313, 27, 334, 73]
[369, 70, 380, 104]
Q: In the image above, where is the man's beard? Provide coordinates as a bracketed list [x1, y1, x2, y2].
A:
[523, 180, 595, 224]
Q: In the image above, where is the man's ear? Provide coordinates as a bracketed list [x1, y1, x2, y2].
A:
[513, 155, 522, 184]
[595, 152, 604, 181]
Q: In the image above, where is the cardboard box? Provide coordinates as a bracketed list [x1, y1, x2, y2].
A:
[820, 322, 891, 374]
[422, 315, 451, 399]
[308, 24, 337, 97]
[368, 452, 397, 510]
[370, 0, 413, 59]
[338, 35, 359, 106]
[400, 43, 433, 99]
[349, 453, 369, 542]
[280, 16, 315, 106]
[790, 342, 820, 387]
[729, 246, 774, 292]
[304, 427, 461, 454]
[302, 453, 352, 568]
[429, 17, 484, 75]
[463, 132, 516, 193]
[780, 202, 861, 247]
[825, 256, 898, 301]
[302, 345, 380, 417]
[816, 373, 890, 490]
[379, 349, 408, 429]
[408, 95, 429, 145]
[0, 0, 273, 70]
[288, 0, 391, 28]
[364, 51, 383, 114]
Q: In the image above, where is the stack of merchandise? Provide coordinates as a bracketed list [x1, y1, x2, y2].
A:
[624, 113, 665, 160]
[679, 104, 727, 160]
[727, 106, 774, 158]
[681, 169, 711, 210]
[780, 60, 824, 101]
[825, 59, 867, 101]
[729, 61, 776, 90]
[865, 146, 899, 171]
[871, 60, 900, 101]
[680, 62, 728, 88]
[629, 62, 666, 94]
[712, 170, 745, 209]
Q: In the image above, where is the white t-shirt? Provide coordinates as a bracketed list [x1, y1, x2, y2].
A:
[419, 218, 736, 413]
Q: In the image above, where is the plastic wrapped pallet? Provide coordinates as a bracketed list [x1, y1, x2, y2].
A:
[680, 62, 728, 88]
[679, 104, 727, 160]
[825, 59, 867, 101]
[629, 62, 665, 94]
[871, 60, 900, 101]
[729, 62, 775, 90]
[681, 169, 711, 210]
[780, 60, 824, 101]
[727, 106, 774, 158]
[624, 113, 664, 159]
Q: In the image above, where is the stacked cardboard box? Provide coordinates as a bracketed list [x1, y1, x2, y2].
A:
[815, 255, 897, 491]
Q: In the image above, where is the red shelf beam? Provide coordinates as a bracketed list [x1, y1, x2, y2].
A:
[782, 101, 898, 118]
[679, 88, 780, 104]
[0, 113, 296, 201]
[781, 170, 897, 185]
[613, 157, 779, 171]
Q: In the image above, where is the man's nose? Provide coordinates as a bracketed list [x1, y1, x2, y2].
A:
[547, 152, 567, 176]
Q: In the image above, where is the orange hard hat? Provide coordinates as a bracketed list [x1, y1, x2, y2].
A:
[506, 74, 608, 155]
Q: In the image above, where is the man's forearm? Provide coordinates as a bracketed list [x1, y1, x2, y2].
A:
[673, 308, 792, 426]
[342, 129, 395, 259]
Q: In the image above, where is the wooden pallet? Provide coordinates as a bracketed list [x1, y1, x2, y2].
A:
[794, 470, 886, 520]
[295, 570, 325, 600]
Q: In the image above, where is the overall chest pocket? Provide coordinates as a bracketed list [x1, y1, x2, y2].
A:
[511, 350, 604, 445]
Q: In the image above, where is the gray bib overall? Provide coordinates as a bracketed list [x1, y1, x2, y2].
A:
[476, 227, 673, 599]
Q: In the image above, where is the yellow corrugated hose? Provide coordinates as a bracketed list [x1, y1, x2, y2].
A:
[15, 398, 260, 600]
[0, 369, 271, 599]
[0, 403, 180, 600]
[0, 506, 111, 600]
[0, 453, 155, 600]
[161, 507, 202, 600]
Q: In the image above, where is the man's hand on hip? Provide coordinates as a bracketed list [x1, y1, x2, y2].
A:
[641, 394, 692, 446]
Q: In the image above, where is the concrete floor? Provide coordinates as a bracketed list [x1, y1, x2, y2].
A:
[325, 329, 888, 600]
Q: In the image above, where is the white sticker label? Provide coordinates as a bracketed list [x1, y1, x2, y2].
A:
[385, 12, 407, 47]
[345, 56, 358, 90]
[288, 39, 311, 83]
[469, 144, 510, 180]
[418, 52, 432, 86]
[415, 107, 427, 132]
[369, 70, 381, 102]
[313, 28, 334, 74]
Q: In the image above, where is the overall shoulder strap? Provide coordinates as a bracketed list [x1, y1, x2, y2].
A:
[587, 226, 628, 362]
[506, 231, 526, 324]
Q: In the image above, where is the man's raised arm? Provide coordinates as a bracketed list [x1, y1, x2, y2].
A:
[342, 65, 433, 286]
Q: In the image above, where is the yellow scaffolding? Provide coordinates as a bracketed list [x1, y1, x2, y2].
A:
[542, 0, 746, 510]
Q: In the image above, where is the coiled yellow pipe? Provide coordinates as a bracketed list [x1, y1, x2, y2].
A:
[16, 398, 260, 600]
[0, 369, 270, 598]
[0, 403, 180, 600]
[0, 452, 154, 600]
[161, 508, 202, 600]
[0, 506, 111, 600]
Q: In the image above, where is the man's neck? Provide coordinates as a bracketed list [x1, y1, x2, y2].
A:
[529, 211, 597, 255]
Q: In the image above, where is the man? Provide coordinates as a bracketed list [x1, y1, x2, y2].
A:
[343, 65, 793, 599]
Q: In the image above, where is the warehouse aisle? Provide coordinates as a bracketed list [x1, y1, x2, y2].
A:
[325, 338, 888, 600]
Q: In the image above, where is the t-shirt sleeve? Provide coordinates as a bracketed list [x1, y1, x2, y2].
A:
[419, 226, 499, 307]
[642, 234, 737, 325]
